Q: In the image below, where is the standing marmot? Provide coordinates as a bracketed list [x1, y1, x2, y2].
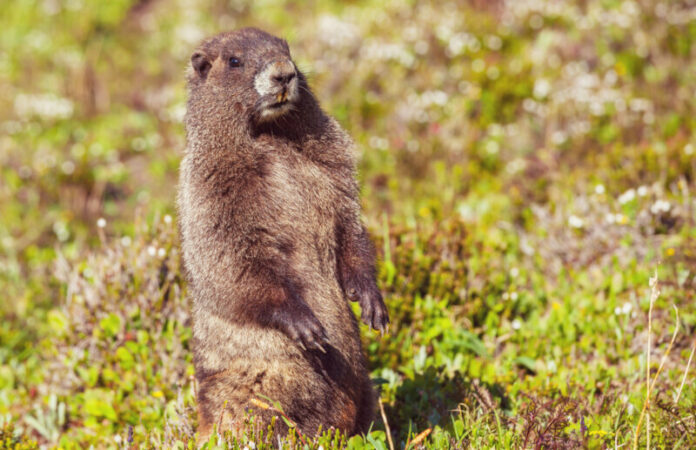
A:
[177, 27, 389, 442]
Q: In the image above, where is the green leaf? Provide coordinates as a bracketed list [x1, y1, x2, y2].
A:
[83, 389, 118, 421]
[514, 356, 537, 373]
[99, 313, 121, 338]
[365, 431, 387, 450]
[47, 310, 68, 335]
[116, 346, 134, 370]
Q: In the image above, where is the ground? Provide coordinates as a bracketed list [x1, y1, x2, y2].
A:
[1, 0, 696, 448]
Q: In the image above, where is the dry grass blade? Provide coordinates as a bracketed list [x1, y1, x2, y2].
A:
[675, 337, 696, 404]
[249, 398, 271, 410]
[633, 275, 680, 450]
[253, 396, 308, 446]
[378, 398, 395, 450]
[406, 428, 432, 449]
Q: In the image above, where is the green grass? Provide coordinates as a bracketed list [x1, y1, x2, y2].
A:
[2, 0, 696, 448]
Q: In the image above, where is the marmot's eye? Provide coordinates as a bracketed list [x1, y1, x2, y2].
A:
[229, 57, 241, 68]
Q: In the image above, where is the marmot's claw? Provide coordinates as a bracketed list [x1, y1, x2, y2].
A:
[276, 300, 329, 351]
[369, 295, 390, 333]
[295, 312, 329, 352]
[343, 273, 390, 333]
[358, 285, 389, 333]
[363, 291, 389, 333]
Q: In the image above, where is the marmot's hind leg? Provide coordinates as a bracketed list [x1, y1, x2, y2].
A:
[195, 370, 246, 443]
[353, 376, 377, 435]
[196, 369, 296, 444]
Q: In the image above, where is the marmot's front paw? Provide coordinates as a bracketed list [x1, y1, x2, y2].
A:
[344, 275, 389, 332]
[274, 301, 330, 352]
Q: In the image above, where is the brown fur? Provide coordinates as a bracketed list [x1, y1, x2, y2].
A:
[176, 28, 389, 442]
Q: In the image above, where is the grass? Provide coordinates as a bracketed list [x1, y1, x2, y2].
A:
[2, 0, 696, 447]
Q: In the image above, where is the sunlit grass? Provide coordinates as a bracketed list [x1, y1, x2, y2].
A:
[1, 0, 696, 447]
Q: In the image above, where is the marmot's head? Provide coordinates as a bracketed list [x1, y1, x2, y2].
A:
[188, 28, 305, 126]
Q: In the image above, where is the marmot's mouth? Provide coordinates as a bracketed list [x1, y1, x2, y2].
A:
[256, 88, 298, 123]
[270, 91, 290, 108]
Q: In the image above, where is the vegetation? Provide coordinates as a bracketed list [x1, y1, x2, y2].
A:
[2, 0, 696, 447]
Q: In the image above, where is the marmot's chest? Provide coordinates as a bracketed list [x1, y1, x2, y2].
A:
[265, 150, 339, 229]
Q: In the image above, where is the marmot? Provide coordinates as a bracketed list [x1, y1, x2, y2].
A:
[177, 27, 389, 442]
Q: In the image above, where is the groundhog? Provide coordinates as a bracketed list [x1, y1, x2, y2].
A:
[177, 27, 389, 442]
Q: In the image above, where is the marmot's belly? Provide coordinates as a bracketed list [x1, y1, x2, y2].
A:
[193, 297, 362, 373]
[195, 349, 363, 435]
[192, 307, 367, 433]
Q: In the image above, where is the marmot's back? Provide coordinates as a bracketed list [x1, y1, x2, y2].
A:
[177, 27, 389, 442]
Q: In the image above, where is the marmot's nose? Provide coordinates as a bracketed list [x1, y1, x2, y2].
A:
[269, 60, 296, 87]
[273, 72, 296, 86]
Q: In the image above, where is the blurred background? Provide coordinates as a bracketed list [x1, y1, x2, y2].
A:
[1, 0, 696, 447]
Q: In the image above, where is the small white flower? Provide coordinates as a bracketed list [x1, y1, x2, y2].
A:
[510, 292, 518, 301]
[486, 66, 500, 80]
[522, 98, 537, 112]
[510, 267, 519, 278]
[533, 79, 551, 99]
[18, 166, 32, 179]
[529, 14, 543, 29]
[685, 144, 694, 155]
[621, 302, 632, 314]
[97, 218, 106, 228]
[650, 200, 671, 214]
[568, 215, 584, 228]
[368, 136, 389, 150]
[163, 214, 172, 224]
[637, 186, 648, 197]
[614, 306, 621, 315]
[486, 35, 502, 51]
[147, 246, 157, 256]
[61, 160, 75, 175]
[618, 189, 636, 204]
[157, 248, 167, 258]
[595, 184, 605, 195]
[511, 319, 522, 330]
[551, 130, 567, 145]
[605, 213, 616, 224]
[485, 140, 500, 155]
[120, 236, 132, 247]
[14, 93, 74, 120]
[53, 221, 69, 242]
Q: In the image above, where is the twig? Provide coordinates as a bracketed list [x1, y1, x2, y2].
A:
[378, 398, 394, 450]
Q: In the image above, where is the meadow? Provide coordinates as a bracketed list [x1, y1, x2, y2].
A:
[1, 0, 696, 448]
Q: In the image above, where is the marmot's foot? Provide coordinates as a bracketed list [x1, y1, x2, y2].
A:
[344, 274, 389, 332]
[273, 300, 330, 352]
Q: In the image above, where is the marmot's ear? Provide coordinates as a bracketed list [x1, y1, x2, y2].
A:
[191, 52, 212, 79]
